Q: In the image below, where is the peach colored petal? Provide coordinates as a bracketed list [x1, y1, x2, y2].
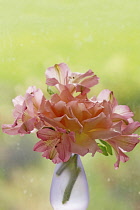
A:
[42, 149, 62, 164]
[12, 95, 25, 106]
[114, 149, 129, 170]
[108, 140, 129, 169]
[72, 133, 101, 156]
[53, 101, 66, 117]
[46, 78, 59, 86]
[113, 105, 134, 119]
[112, 113, 129, 122]
[57, 114, 83, 132]
[95, 89, 118, 107]
[2, 123, 21, 135]
[70, 69, 94, 83]
[39, 114, 65, 129]
[109, 134, 140, 152]
[87, 121, 121, 140]
[33, 140, 49, 152]
[71, 142, 89, 156]
[18, 118, 36, 134]
[87, 102, 103, 117]
[96, 89, 112, 101]
[68, 100, 92, 122]
[76, 85, 90, 95]
[59, 89, 75, 103]
[122, 121, 140, 134]
[40, 100, 56, 118]
[37, 128, 58, 141]
[56, 136, 71, 162]
[46, 63, 70, 86]
[83, 112, 112, 133]
[80, 75, 99, 88]
[50, 93, 61, 104]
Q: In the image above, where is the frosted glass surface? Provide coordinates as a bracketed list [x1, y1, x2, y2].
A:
[0, 1, 140, 210]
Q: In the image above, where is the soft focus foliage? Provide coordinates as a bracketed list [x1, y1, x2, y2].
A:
[0, 0, 140, 210]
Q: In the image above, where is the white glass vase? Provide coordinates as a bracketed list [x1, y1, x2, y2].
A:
[50, 154, 89, 210]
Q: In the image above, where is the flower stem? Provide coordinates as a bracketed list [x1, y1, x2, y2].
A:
[56, 155, 77, 176]
[56, 154, 81, 204]
[62, 167, 81, 204]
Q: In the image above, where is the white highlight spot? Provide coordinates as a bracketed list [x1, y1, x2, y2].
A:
[107, 178, 111, 182]
[23, 190, 27, 194]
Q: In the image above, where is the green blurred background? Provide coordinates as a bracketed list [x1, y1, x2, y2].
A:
[0, 0, 140, 209]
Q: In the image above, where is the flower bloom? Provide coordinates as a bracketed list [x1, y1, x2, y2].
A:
[45, 63, 99, 95]
[92, 89, 140, 168]
[2, 63, 140, 169]
[2, 86, 44, 135]
[33, 127, 75, 164]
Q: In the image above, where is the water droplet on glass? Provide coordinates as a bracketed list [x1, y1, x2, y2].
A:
[30, 178, 34, 183]
[107, 178, 110, 182]
[23, 189, 27, 194]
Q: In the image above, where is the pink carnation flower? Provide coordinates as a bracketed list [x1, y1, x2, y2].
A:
[2, 63, 140, 168]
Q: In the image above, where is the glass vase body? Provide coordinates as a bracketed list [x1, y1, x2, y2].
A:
[50, 154, 89, 210]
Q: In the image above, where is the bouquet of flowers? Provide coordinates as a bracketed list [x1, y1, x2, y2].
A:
[2, 63, 140, 209]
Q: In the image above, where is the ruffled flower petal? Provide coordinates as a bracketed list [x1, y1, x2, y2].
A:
[113, 105, 134, 119]
[45, 63, 99, 95]
[2, 123, 22, 135]
[34, 127, 75, 163]
[122, 121, 140, 134]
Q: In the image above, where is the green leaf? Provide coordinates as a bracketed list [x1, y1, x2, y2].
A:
[47, 86, 55, 95]
[97, 144, 108, 156]
[99, 140, 113, 155]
